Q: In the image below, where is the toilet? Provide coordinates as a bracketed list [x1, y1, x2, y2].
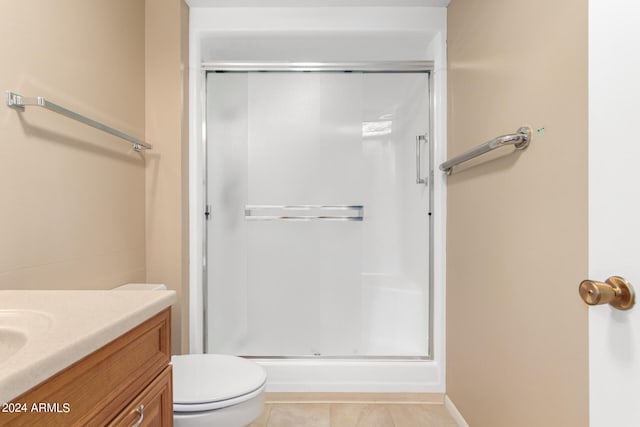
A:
[113, 284, 267, 427]
[172, 354, 266, 427]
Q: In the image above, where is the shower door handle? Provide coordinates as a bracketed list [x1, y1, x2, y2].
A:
[416, 134, 428, 185]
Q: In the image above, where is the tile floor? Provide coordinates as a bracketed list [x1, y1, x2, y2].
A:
[249, 402, 458, 427]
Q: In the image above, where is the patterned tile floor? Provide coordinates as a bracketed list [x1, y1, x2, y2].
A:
[249, 402, 458, 427]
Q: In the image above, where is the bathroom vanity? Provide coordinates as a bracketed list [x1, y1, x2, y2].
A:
[0, 290, 176, 426]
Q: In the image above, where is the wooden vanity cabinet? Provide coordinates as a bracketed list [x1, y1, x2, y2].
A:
[1, 308, 173, 427]
[107, 366, 173, 427]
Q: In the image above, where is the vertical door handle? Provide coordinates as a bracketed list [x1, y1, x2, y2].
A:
[416, 134, 427, 185]
[578, 276, 635, 310]
[131, 404, 144, 427]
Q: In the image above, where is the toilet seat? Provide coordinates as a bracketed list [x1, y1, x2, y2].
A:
[172, 354, 267, 413]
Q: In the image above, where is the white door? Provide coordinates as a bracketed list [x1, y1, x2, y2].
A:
[589, 1, 640, 425]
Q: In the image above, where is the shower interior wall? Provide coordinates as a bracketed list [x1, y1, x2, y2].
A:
[188, 5, 447, 392]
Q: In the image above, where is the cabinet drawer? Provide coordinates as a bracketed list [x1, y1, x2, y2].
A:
[108, 366, 173, 427]
[1, 309, 171, 427]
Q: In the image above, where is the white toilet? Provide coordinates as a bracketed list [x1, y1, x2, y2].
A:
[172, 354, 266, 427]
[113, 284, 267, 427]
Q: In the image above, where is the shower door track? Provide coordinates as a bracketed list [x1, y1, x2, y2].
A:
[201, 61, 436, 361]
[201, 60, 434, 73]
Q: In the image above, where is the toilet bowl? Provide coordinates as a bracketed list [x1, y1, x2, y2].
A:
[113, 284, 267, 427]
[172, 354, 266, 427]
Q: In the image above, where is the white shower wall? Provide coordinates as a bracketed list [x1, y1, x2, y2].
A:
[207, 72, 430, 358]
[189, 4, 447, 392]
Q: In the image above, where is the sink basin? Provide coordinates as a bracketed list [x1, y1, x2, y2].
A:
[0, 310, 53, 363]
[0, 329, 28, 363]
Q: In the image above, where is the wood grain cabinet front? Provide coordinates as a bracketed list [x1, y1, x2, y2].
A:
[0, 308, 173, 427]
[108, 366, 173, 427]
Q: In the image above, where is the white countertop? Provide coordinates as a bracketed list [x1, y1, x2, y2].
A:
[0, 290, 176, 403]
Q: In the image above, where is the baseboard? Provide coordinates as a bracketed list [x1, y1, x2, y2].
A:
[445, 395, 470, 427]
[265, 392, 445, 404]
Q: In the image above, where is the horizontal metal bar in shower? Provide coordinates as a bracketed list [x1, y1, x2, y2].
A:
[202, 61, 434, 73]
[244, 204, 364, 221]
[6, 91, 152, 151]
[439, 126, 532, 175]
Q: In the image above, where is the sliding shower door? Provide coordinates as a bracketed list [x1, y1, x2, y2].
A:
[206, 70, 431, 358]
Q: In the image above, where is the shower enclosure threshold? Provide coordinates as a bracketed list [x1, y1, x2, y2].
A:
[256, 358, 442, 393]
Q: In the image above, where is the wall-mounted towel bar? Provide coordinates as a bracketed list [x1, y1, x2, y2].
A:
[6, 91, 151, 151]
[439, 126, 532, 175]
[245, 205, 364, 221]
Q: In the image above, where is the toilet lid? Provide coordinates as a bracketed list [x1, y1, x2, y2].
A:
[172, 354, 267, 408]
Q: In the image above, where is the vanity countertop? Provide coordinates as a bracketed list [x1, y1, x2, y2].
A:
[0, 290, 176, 404]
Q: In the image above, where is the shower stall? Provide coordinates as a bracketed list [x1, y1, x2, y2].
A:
[187, 4, 447, 392]
[205, 65, 432, 360]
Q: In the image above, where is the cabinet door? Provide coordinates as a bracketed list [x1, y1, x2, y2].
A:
[108, 366, 173, 427]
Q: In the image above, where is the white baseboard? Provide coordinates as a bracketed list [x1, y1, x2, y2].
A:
[445, 395, 469, 427]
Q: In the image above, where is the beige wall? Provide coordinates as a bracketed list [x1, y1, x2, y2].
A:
[145, 0, 190, 354]
[446, 1, 588, 426]
[0, 1, 146, 290]
[0, 0, 190, 355]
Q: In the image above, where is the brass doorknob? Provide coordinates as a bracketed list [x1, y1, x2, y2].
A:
[578, 276, 635, 310]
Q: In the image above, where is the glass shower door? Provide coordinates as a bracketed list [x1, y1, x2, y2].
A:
[206, 71, 430, 358]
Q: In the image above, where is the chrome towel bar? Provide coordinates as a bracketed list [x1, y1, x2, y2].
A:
[6, 91, 151, 151]
[245, 205, 364, 221]
[439, 126, 532, 175]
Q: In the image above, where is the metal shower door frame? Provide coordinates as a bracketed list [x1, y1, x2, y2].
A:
[201, 61, 436, 360]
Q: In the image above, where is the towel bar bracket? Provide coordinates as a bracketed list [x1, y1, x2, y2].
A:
[6, 92, 26, 112]
[513, 126, 532, 150]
